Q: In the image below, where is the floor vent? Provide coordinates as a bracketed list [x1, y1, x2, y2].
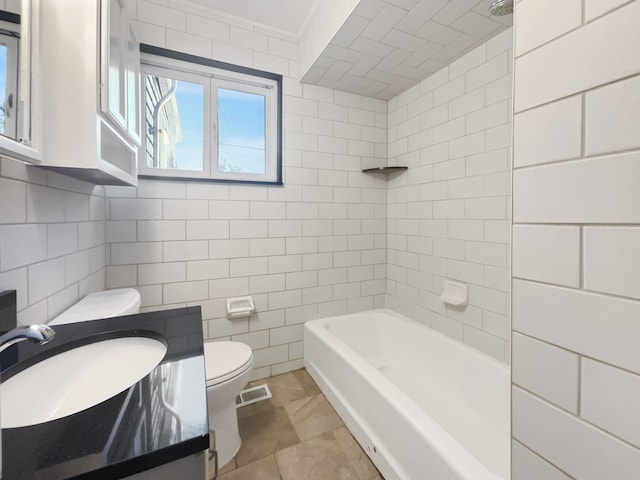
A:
[235, 384, 272, 408]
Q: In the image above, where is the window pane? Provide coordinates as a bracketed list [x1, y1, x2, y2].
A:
[217, 88, 266, 175]
[145, 75, 204, 171]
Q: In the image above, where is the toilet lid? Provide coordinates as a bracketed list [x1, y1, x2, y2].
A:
[204, 341, 253, 386]
[49, 288, 141, 325]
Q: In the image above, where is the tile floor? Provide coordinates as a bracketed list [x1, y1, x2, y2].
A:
[212, 368, 383, 480]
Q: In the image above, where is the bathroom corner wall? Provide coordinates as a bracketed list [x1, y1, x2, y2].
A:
[0, 158, 107, 325]
[386, 28, 513, 363]
[107, 0, 388, 379]
[511, 0, 640, 477]
[298, 0, 360, 77]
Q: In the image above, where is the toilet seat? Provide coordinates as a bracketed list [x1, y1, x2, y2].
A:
[204, 341, 254, 387]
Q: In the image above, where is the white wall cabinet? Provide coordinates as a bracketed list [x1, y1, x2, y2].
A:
[0, 0, 42, 164]
[40, 0, 140, 185]
[102, 0, 141, 145]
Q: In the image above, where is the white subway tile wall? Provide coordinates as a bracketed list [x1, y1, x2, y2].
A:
[104, 0, 387, 379]
[511, 440, 573, 480]
[0, 158, 107, 324]
[513, 387, 640, 479]
[512, 0, 640, 476]
[386, 27, 513, 363]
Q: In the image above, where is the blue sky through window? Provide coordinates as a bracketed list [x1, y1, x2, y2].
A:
[146, 62, 276, 180]
[218, 88, 266, 174]
[174, 81, 204, 171]
[158, 82, 266, 174]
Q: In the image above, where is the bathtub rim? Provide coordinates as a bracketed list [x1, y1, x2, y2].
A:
[308, 308, 510, 372]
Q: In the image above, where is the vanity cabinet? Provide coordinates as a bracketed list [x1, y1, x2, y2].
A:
[124, 452, 207, 479]
[1, 307, 210, 479]
[39, 0, 140, 185]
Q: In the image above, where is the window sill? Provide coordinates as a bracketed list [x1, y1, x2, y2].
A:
[138, 174, 284, 186]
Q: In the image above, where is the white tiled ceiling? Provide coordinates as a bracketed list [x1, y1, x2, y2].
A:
[302, 0, 512, 100]
[186, 0, 320, 35]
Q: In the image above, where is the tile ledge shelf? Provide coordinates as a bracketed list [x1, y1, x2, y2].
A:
[361, 166, 408, 173]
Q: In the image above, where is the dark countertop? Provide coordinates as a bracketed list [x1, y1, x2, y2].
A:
[1, 307, 209, 480]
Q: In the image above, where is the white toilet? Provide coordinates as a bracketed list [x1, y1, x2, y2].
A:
[49, 288, 141, 325]
[203, 341, 254, 467]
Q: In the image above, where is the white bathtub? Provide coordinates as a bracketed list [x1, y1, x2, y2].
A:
[304, 309, 510, 480]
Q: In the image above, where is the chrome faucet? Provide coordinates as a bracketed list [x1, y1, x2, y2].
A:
[0, 324, 55, 353]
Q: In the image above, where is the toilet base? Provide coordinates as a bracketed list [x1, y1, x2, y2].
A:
[209, 397, 242, 466]
[203, 341, 254, 469]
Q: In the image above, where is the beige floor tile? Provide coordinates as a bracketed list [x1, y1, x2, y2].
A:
[239, 372, 308, 419]
[218, 455, 282, 480]
[275, 432, 361, 480]
[333, 427, 380, 480]
[231, 369, 384, 479]
[216, 456, 236, 476]
[285, 394, 344, 441]
[236, 406, 300, 467]
[294, 368, 322, 396]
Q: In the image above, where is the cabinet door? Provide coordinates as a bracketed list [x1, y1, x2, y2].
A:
[101, 0, 127, 131]
[125, 22, 141, 145]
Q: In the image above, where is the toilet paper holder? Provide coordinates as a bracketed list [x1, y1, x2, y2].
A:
[226, 296, 256, 319]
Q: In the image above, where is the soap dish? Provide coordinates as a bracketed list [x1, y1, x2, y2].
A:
[439, 280, 468, 306]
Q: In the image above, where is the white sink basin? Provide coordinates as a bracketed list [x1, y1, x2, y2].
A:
[0, 336, 167, 428]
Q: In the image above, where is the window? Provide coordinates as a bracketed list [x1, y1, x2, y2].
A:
[139, 45, 282, 184]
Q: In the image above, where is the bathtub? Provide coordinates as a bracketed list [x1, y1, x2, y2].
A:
[304, 309, 510, 480]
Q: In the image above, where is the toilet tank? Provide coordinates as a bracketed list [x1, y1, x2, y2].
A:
[49, 288, 141, 325]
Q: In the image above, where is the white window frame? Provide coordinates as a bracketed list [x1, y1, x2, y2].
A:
[139, 47, 282, 185]
[141, 63, 211, 179]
